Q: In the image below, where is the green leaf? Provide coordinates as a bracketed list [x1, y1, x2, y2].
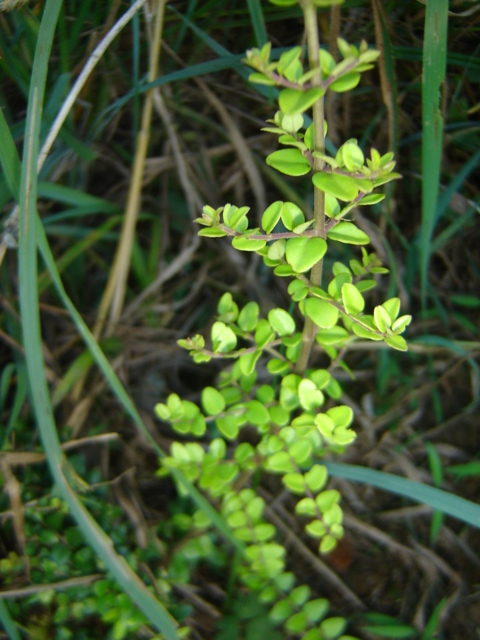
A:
[333, 427, 356, 445]
[239, 350, 262, 375]
[342, 283, 365, 315]
[202, 387, 226, 415]
[392, 315, 412, 333]
[217, 294, 239, 324]
[359, 193, 385, 205]
[313, 0, 344, 6]
[279, 87, 325, 115]
[281, 113, 305, 134]
[316, 327, 350, 346]
[269, 599, 293, 622]
[325, 193, 341, 217]
[361, 625, 416, 638]
[267, 358, 291, 375]
[246, 400, 271, 425]
[248, 72, 276, 86]
[245, 495, 265, 519]
[221, 386, 242, 405]
[227, 510, 248, 528]
[320, 616, 347, 639]
[154, 403, 170, 421]
[316, 490, 340, 512]
[305, 521, 327, 538]
[351, 321, 382, 340]
[285, 237, 327, 273]
[223, 204, 250, 230]
[329, 71, 361, 92]
[267, 148, 311, 176]
[308, 369, 330, 389]
[447, 461, 480, 478]
[269, 405, 290, 426]
[327, 406, 353, 429]
[305, 298, 339, 329]
[312, 172, 359, 201]
[280, 201, 305, 229]
[235, 442, 256, 466]
[305, 465, 328, 493]
[268, 239, 286, 261]
[291, 220, 313, 237]
[304, 598, 329, 624]
[328, 272, 352, 299]
[289, 585, 311, 607]
[340, 139, 364, 170]
[319, 535, 337, 554]
[289, 439, 313, 465]
[326, 461, 480, 528]
[450, 294, 480, 309]
[295, 498, 316, 517]
[274, 265, 295, 277]
[209, 439, 226, 460]
[254, 523, 276, 542]
[283, 473, 307, 494]
[298, 378, 324, 411]
[382, 297, 401, 322]
[277, 46, 301, 76]
[198, 227, 228, 237]
[211, 321, 237, 353]
[268, 308, 296, 336]
[384, 335, 408, 351]
[267, 452, 295, 473]
[373, 305, 392, 333]
[255, 319, 276, 348]
[288, 279, 309, 301]
[232, 235, 266, 251]
[355, 279, 376, 293]
[238, 301, 260, 332]
[327, 222, 370, 245]
[285, 611, 308, 633]
[262, 201, 283, 233]
[233, 526, 254, 542]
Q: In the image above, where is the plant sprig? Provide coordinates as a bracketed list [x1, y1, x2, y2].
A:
[155, 0, 411, 637]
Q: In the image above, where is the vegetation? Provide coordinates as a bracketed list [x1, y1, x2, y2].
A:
[0, 1, 479, 639]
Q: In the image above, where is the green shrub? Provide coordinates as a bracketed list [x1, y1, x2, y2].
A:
[155, 1, 408, 637]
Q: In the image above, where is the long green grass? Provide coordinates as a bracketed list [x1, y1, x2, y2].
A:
[12, 0, 179, 637]
[420, 0, 449, 307]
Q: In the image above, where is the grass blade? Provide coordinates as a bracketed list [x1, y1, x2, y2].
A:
[247, 0, 268, 47]
[16, 2, 179, 637]
[0, 600, 21, 640]
[420, 0, 448, 305]
[0, 112, 21, 200]
[325, 462, 480, 528]
[0, 27, 242, 555]
[434, 147, 480, 225]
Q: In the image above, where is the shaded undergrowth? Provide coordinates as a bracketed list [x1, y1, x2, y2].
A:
[0, 1, 479, 639]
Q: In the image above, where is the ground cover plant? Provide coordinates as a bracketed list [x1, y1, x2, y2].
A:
[0, 0, 479, 639]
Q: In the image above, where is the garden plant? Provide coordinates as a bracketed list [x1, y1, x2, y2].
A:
[154, 0, 408, 637]
[1, 0, 480, 639]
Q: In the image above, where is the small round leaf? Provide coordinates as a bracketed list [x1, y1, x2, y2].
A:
[286, 237, 327, 273]
[267, 148, 311, 176]
[305, 297, 339, 329]
[201, 386, 226, 416]
[268, 308, 296, 336]
[342, 283, 365, 315]
[262, 201, 283, 233]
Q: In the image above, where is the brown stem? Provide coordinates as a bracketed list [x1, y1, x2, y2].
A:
[295, 0, 326, 375]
